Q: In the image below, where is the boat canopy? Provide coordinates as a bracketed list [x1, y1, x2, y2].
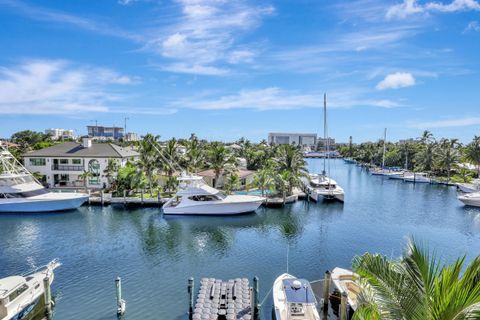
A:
[176, 184, 222, 196]
[282, 278, 317, 304]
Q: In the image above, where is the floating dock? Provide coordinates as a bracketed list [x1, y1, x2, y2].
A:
[191, 277, 255, 320]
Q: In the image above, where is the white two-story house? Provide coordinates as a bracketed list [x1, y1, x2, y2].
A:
[23, 138, 139, 189]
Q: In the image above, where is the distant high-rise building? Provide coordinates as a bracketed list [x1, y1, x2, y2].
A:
[87, 126, 124, 140]
[268, 132, 317, 149]
[45, 128, 75, 140]
[124, 132, 140, 142]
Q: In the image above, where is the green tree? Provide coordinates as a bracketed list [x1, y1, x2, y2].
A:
[138, 134, 160, 196]
[252, 167, 275, 197]
[183, 135, 204, 174]
[353, 239, 480, 320]
[224, 173, 240, 194]
[116, 162, 147, 195]
[78, 170, 92, 190]
[206, 142, 236, 188]
[434, 139, 460, 182]
[464, 135, 480, 177]
[275, 144, 307, 195]
[103, 159, 119, 189]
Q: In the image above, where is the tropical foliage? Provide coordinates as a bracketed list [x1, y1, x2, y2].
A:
[338, 131, 479, 182]
[353, 239, 480, 320]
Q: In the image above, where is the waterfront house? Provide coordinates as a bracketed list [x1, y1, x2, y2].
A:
[23, 138, 139, 189]
[268, 132, 317, 150]
[197, 169, 255, 189]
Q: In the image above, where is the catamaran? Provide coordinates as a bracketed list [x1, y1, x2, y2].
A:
[0, 146, 88, 213]
[0, 259, 61, 320]
[273, 273, 320, 320]
[303, 93, 345, 202]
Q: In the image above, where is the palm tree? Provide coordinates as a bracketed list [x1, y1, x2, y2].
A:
[353, 239, 480, 320]
[252, 168, 275, 197]
[103, 159, 119, 188]
[224, 173, 240, 194]
[138, 134, 160, 197]
[464, 135, 480, 177]
[78, 170, 92, 190]
[183, 135, 204, 174]
[206, 142, 236, 188]
[434, 139, 460, 182]
[275, 144, 307, 195]
[275, 171, 290, 203]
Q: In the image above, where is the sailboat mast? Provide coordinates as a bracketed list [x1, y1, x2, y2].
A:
[323, 93, 327, 175]
[382, 128, 387, 168]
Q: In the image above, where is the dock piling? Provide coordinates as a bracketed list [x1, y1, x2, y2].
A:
[322, 270, 331, 313]
[187, 277, 194, 320]
[88, 190, 91, 205]
[340, 291, 348, 320]
[101, 190, 104, 206]
[253, 276, 259, 319]
[43, 276, 52, 319]
[115, 277, 126, 317]
[123, 190, 126, 206]
[141, 190, 144, 205]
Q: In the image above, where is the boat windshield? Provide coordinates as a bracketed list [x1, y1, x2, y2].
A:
[216, 191, 227, 199]
[1, 188, 49, 198]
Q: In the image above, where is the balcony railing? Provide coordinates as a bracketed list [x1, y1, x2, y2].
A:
[52, 164, 84, 171]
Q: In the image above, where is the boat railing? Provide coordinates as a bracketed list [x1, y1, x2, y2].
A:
[22, 258, 60, 277]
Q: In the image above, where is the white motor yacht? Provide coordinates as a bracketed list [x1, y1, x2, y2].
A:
[403, 173, 431, 183]
[303, 174, 344, 202]
[0, 148, 88, 213]
[331, 267, 360, 313]
[273, 273, 320, 320]
[0, 259, 61, 320]
[458, 192, 480, 207]
[370, 168, 393, 176]
[162, 175, 264, 215]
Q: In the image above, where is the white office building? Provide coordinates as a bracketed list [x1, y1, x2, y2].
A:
[268, 132, 317, 149]
[45, 128, 75, 140]
[23, 138, 139, 189]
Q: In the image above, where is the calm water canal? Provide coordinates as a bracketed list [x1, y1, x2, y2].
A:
[1, 159, 480, 319]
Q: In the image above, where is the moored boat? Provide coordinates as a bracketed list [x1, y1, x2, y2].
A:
[456, 180, 480, 193]
[331, 267, 360, 312]
[273, 273, 320, 320]
[0, 147, 88, 213]
[403, 173, 431, 183]
[0, 259, 61, 320]
[458, 191, 480, 207]
[162, 175, 264, 215]
[302, 174, 344, 202]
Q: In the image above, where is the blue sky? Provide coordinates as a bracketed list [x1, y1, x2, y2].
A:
[0, 0, 479, 143]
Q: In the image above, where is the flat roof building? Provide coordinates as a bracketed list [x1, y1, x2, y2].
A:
[268, 132, 317, 149]
[87, 126, 124, 140]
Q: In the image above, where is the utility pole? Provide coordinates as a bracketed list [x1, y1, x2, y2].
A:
[124, 117, 129, 140]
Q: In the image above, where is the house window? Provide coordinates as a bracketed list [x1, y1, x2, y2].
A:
[241, 178, 246, 186]
[72, 159, 81, 165]
[88, 159, 101, 185]
[29, 158, 46, 166]
[59, 159, 68, 164]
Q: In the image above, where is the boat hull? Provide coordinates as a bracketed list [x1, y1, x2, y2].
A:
[0, 195, 88, 213]
[309, 189, 344, 202]
[458, 193, 480, 207]
[163, 200, 264, 215]
[456, 183, 479, 193]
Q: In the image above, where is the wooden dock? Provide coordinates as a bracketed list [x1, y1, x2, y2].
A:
[87, 192, 167, 207]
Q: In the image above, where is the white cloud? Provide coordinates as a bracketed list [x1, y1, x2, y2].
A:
[145, 0, 274, 75]
[387, 0, 480, 19]
[376, 72, 416, 90]
[464, 21, 480, 32]
[408, 116, 480, 128]
[2, 0, 141, 41]
[0, 60, 137, 115]
[169, 87, 402, 111]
